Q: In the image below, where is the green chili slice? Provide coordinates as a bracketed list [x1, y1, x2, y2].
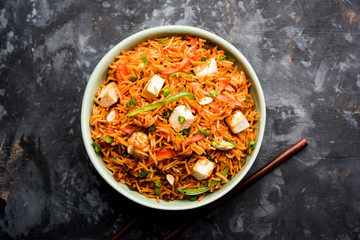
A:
[162, 87, 171, 96]
[169, 72, 190, 81]
[91, 142, 101, 154]
[177, 165, 230, 195]
[129, 75, 138, 82]
[209, 90, 218, 97]
[249, 140, 255, 149]
[158, 39, 166, 44]
[178, 116, 185, 124]
[127, 91, 195, 117]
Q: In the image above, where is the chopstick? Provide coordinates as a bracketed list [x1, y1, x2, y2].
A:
[163, 138, 308, 240]
[110, 138, 308, 240]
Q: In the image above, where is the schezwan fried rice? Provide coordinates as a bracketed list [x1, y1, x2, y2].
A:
[89, 36, 258, 202]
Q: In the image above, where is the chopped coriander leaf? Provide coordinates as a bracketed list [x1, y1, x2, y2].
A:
[158, 39, 166, 44]
[141, 56, 148, 67]
[138, 170, 150, 178]
[182, 128, 190, 136]
[148, 123, 156, 132]
[249, 140, 255, 149]
[102, 135, 114, 144]
[189, 196, 198, 201]
[209, 90, 218, 97]
[155, 188, 160, 195]
[198, 127, 205, 134]
[129, 75, 138, 82]
[166, 58, 171, 62]
[176, 133, 183, 137]
[163, 111, 170, 119]
[178, 116, 185, 124]
[153, 179, 161, 187]
[204, 130, 210, 137]
[91, 142, 101, 154]
[162, 87, 171, 96]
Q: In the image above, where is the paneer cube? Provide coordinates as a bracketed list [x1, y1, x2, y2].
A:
[169, 105, 195, 132]
[127, 132, 150, 159]
[225, 111, 250, 134]
[191, 157, 216, 180]
[96, 82, 118, 107]
[195, 58, 218, 78]
[143, 74, 165, 100]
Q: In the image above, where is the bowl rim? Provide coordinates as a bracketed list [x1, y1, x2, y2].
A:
[81, 25, 266, 210]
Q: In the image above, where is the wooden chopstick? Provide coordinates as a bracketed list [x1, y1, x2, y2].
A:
[163, 138, 308, 240]
[110, 138, 308, 240]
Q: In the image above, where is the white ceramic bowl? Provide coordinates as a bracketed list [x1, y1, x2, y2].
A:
[81, 25, 266, 210]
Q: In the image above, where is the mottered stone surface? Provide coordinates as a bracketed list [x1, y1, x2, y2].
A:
[0, 1, 359, 239]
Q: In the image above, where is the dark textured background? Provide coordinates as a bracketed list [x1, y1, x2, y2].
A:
[0, 0, 359, 239]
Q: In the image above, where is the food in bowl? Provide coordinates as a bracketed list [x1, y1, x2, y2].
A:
[89, 35, 258, 202]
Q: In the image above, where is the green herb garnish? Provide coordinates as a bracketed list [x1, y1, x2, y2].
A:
[168, 72, 190, 81]
[189, 196, 198, 201]
[159, 39, 166, 44]
[91, 142, 101, 154]
[182, 128, 190, 136]
[244, 96, 251, 103]
[155, 188, 160, 195]
[249, 140, 255, 149]
[138, 170, 150, 178]
[141, 56, 148, 67]
[176, 133, 183, 137]
[197, 127, 205, 135]
[129, 75, 138, 82]
[163, 111, 170, 119]
[126, 98, 137, 108]
[162, 87, 171, 96]
[204, 130, 210, 137]
[148, 123, 156, 132]
[209, 90, 218, 98]
[153, 179, 161, 187]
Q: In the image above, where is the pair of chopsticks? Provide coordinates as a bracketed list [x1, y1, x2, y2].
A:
[111, 138, 308, 240]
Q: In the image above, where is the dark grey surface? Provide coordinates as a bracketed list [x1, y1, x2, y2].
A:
[0, 0, 359, 239]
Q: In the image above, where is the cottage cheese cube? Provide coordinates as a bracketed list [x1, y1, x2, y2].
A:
[97, 82, 118, 107]
[191, 157, 216, 180]
[143, 74, 165, 100]
[225, 111, 250, 134]
[195, 58, 218, 78]
[169, 105, 195, 132]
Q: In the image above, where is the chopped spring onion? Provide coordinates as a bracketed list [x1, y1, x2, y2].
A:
[189, 196, 198, 201]
[138, 170, 149, 178]
[126, 98, 137, 108]
[158, 39, 166, 44]
[129, 75, 138, 82]
[209, 90, 218, 98]
[204, 130, 210, 137]
[163, 111, 170, 119]
[91, 142, 101, 154]
[176, 133, 183, 137]
[182, 128, 190, 136]
[197, 127, 205, 135]
[219, 57, 227, 60]
[102, 135, 114, 144]
[127, 91, 195, 117]
[201, 57, 208, 62]
[178, 116, 185, 124]
[153, 179, 161, 187]
[249, 140, 255, 149]
[154, 188, 160, 195]
[148, 123, 156, 132]
[166, 58, 171, 62]
[162, 87, 171, 96]
[113, 156, 117, 159]
[141, 56, 148, 67]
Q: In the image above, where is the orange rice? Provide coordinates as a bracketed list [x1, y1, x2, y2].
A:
[90, 36, 258, 202]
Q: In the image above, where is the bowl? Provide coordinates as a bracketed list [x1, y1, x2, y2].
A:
[81, 25, 266, 210]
